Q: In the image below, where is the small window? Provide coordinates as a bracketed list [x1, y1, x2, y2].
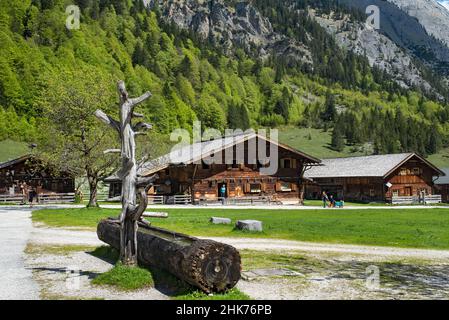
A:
[412, 168, 421, 175]
[399, 168, 407, 176]
[250, 183, 262, 193]
[280, 182, 292, 192]
[280, 158, 297, 169]
[392, 190, 399, 197]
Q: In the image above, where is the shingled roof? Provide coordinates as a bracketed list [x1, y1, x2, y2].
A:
[434, 168, 449, 185]
[0, 155, 33, 170]
[304, 153, 444, 179]
[105, 132, 320, 182]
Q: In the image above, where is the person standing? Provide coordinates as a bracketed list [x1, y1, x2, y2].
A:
[322, 191, 329, 208]
[329, 194, 336, 208]
[220, 184, 226, 198]
[20, 182, 28, 205]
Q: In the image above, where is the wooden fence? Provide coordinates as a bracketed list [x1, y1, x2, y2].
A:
[148, 195, 164, 205]
[0, 193, 75, 204]
[391, 195, 442, 205]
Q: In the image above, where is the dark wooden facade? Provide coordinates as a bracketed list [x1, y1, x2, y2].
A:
[0, 155, 74, 195]
[305, 155, 443, 203]
[108, 136, 320, 204]
[433, 168, 449, 203]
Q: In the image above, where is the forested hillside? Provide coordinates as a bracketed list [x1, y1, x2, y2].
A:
[1, 0, 449, 161]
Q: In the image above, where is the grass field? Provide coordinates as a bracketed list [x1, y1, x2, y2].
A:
[33, 207, 449, 250]
[278, 127, 449, 168]
[0, 140, 29, 162]
[278, 127, 366, 159]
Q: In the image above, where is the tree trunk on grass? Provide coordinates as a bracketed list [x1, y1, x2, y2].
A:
[87, 175, 98, 208]
[97, 218, 241, 293]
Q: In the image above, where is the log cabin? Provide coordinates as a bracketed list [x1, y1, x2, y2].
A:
[0, 155, 75, 196]
[105, 132, 321, 204]
[304, 153, 444, 203]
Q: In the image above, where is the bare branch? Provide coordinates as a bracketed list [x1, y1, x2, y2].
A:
[95, 110, 120, 132]
[136, 174, 159, 188]
[130, 92, 152, 107]
[133, 122, 153, 132]
[104, 149, 121, 154]
[132, 112, 145, 118]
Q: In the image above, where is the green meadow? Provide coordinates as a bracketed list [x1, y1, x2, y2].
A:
[33, 207, 449, 250]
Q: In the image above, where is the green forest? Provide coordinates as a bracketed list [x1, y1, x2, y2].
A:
[1, 0, 449, 163]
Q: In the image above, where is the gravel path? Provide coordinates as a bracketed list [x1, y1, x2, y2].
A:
[0, 209, 40, 300]
[204, 237, 449, 261]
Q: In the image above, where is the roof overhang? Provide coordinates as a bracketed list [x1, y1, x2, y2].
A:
[382, 153, 445, 179]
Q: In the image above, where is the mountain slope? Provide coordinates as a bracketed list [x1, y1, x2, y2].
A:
[0, 0, 448, 161]
[339, 0, 449, 77]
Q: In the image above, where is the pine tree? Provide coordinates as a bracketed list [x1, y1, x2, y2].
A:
[320, 90, 337, 123]
[331, 127, 345, 152]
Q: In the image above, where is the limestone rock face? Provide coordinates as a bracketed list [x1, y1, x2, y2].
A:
[148, 0, 312, 66]
[310, 10, 432, 92]
[147, 0, 449, 95]
[387, 0, 449, 48]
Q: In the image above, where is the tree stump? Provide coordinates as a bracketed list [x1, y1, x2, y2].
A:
[97, 218, 242, 294]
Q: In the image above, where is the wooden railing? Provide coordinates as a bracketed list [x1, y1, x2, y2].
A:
[423, 195, 442, 204]
[38, 193, 76, 204]
[173, 195, 192, 205]
[391, 195, 442, 205]
[148, 195, 164, 205]
[0, 193, 75, 204]
[0, 194, 25, 204]
[195, 196, 282, 206]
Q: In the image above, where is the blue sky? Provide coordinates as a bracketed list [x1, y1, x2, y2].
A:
[438, 1, 449, 10]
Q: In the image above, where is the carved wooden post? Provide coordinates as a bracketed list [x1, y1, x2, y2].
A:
[95, 81, 156, 266]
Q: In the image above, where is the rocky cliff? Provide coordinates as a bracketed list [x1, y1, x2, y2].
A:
[148, 0, 449, 94]
[149, 0, 312, 66]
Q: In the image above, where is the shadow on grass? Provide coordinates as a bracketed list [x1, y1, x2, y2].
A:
[88, 245, 248, 299]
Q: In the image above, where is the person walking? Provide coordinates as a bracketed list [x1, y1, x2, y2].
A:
[322, 191, 329, 208]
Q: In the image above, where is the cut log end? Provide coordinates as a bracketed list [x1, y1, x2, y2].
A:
[97, 219, 241, 294]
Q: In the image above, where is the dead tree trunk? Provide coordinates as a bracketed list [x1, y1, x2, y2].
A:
[97, 218, 242, 293]
[95, 81, 155, 266]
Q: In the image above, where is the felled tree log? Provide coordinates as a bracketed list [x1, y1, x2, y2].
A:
[97, 218, 242, 294]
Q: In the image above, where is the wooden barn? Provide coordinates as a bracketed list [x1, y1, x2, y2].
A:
[304, 153, 444, 203]
[105, 132, 321, 204]
[0, 155, 75, 196]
